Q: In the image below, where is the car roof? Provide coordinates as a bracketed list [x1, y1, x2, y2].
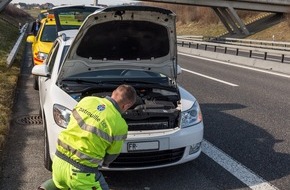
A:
[58, 30, 79, 40]
[49, 4, 103, 10]
[43, 19, 56, 25]
[39, 13, 56, 24]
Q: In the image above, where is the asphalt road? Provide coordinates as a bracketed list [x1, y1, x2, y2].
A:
[177, 53, 290, 190]
[1, 43, 290, 189]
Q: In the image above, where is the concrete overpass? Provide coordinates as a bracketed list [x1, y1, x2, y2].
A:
[139, 0, 290, 37]
[0, 0, 11, 12]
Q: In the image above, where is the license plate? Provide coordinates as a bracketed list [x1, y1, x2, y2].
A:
[127, 141, 159, 152]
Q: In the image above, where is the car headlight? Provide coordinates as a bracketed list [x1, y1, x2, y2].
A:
[53, 104, 71, 128]
[37, 52, 48, 61]
[181, 101, 203, 128]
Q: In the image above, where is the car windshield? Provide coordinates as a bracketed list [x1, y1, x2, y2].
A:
[76, 21, 170, 60]
[40, 25, 57, 42]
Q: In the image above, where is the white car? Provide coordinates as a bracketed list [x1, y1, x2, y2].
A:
[32, 5, 204, 171]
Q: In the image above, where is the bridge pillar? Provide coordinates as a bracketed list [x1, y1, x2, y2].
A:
[213, 6, 249, 36]
[213, 8, 234, 34]
[227, 6, 249, 35]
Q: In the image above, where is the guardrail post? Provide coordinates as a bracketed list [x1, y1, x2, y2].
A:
[214, 46, 217, 52]
[281, 54, 285, 63]
[264, 52, 267, 60]
[189, 42, 191, 48]
[224, 47, 227, 54]
[249, 50, 252, 58]
[7, 23, 29, 68]
[236, 48, 239, 56]
[182, 41, 184, 47]
[205, 44, 207, 50]
[196, 43, 199, 49]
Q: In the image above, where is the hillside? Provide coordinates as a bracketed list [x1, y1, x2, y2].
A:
[246, 20, 290, 42]
[0, 4, 33, 27]
[176, 16, 290, 42]
[0, 4, 33, 150]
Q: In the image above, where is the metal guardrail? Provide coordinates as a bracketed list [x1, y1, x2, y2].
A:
[7, 23, 29, 68]
[177, 37, 290, 63]
[178, 36, 290, 51]
[212, 38, 290, 51]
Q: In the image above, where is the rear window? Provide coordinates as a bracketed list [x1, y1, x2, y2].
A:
[40, 25, 57, 42]
[76, 21, 170, 60]
[51, 6, 101, 32]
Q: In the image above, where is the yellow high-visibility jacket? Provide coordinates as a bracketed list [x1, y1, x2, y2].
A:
[56, 96, 128, 168]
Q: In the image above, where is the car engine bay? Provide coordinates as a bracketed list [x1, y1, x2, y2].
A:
[67, 85, 181, 131]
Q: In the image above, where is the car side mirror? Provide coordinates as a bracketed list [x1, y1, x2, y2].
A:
[26, 34, 36, 43]
[32, 65, 50, 77]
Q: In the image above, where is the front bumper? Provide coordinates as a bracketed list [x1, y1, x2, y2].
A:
[105, 122, 204, 170]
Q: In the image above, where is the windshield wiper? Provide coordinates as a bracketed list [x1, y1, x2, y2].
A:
[61, 78, 161, 85]
[60, 78, 175, 91]
[119, 79, 176, 91]
[61, 78, 104, 85]
[59, 79, 119, 93]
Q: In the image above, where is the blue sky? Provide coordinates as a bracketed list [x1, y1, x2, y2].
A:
[11, 0, 135, 6]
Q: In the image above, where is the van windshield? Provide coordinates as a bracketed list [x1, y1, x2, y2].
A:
[50, 6, 102, 32]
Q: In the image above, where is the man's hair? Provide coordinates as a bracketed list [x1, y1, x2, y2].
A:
[113, 84, 137, 105]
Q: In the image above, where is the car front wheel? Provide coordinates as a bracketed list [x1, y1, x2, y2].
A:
[33, 76, 39, 90]
[44, 117, 52, 171]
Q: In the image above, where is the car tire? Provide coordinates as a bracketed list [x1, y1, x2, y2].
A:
[44, 117, 52, 171]
[33, 76, 39, 90]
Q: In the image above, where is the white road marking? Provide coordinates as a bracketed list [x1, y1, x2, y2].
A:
[179, 52, 290, 79]
[181, 68, 239, 87]
[202, 140, 279, 190]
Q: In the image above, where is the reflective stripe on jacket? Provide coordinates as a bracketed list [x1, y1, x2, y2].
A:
[57, 96, 128, 168]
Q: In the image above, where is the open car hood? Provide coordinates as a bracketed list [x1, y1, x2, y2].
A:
[58, 5, 178, 81]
